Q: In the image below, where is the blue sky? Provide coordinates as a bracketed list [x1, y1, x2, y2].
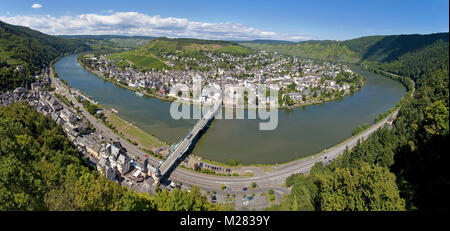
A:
[0, 0, 448, 41]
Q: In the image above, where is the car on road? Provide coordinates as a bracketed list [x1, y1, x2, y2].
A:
[169, 182, 176, 189]
[242, 187, 248, 191]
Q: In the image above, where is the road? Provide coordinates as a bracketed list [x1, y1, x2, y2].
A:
[158, 102, 219, 176]
[167, 110, 397, 190]
[51, 74, 399, 196]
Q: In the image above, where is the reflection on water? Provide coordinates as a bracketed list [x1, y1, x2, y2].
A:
[55, 54, 406, 164]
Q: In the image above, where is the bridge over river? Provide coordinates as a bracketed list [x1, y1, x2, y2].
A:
[155, 102, 222, 179]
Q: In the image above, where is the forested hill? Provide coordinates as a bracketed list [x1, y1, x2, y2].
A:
[269, 34, 449, 211]
[0, 102, 228, 211]
[353, 33, 449, 62]
[0, 21, 89, 90]
[0, 21, 88, 68]
[240, 40, 361, 63]
[240, 33, 449, 63]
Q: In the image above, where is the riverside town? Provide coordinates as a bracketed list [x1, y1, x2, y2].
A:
[0, 0, 448, 229]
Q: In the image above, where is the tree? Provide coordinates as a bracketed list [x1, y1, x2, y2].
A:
[313, 162, 405, 211]
[0, 103, 227, 211]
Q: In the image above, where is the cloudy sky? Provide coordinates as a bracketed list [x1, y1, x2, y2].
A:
[0, 0, 448, 41]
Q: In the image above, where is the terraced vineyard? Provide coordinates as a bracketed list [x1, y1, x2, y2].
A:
[107, 37, 253, 71]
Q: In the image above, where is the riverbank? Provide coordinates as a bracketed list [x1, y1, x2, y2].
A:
[79, 53, 365, 110]
[77, 55, 176, 103]
[57, 53, 407, 168]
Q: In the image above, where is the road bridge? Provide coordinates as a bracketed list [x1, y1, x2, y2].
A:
[155, 102, 221, 179]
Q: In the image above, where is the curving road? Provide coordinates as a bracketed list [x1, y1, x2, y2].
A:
[167, 110, 397, 191]
[51, 74, 399, 195]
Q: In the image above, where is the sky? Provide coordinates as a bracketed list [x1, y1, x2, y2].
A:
[0, 0, 448, 41]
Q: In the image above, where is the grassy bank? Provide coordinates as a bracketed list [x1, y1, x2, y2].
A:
[105, 112, 165, 151]
[73, 53, 408, 171]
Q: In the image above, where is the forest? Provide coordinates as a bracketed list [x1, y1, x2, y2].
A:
[269, 36, 449, 211]
[0, 102, 229, 211]
[0, 21, 90, 90]
[0, 20, 448, 211]
[241, 32, 449, 64]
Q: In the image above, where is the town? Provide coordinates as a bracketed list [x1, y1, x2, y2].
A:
[80, 50, 365, 108]
[0, 67, 263, 206]
[0, 69, 164, 195]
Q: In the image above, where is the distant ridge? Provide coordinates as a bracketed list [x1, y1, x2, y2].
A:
[232, 39, 296, 44]
[0, 20, 89, 67]
[240, 32, 449, 63]
[107, 36, 254, 71]
[59, 35, 156, 40]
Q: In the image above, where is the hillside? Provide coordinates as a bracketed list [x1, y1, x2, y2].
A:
[60, 35, 156, 49]
[358, 33, 449, 62]
[269, 33, 449, 211]
[0, 21, 90, 90]
[0, 21, 88, 68]
[240, 33, 449, 63]
[0, 102, 227, 211]
[232, 39, 296, 44]
[241, 40, 360, 63]
[107, 37, 254, 71]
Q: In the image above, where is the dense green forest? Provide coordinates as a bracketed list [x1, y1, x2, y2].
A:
[0, 21, 88, 68]
[0, 20, 448, 211]
[241, 33, 449, 63]
[241, 40, 361, 63]
[269, 35, 449, 211]
[0, 102, 228, 211]
[0, 21, 89, 90]
[1, 22, 153, 91]
[60, 35, 156, 53]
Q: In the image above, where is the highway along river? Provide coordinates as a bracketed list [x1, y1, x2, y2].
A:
[55, 54, 406, 165]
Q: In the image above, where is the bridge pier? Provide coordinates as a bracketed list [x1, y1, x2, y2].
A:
[156, 102, 221, 178]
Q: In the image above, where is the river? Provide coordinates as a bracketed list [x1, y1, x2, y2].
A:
[55, 54, 406, 164]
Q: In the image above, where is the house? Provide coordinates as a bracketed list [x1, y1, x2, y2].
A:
[97, 158, 116, 181]
[60, 108, 77, 124]
[147, 163, 157, 179]
[47, 97, 63, 111]
[86, 141, 102, 159]
[79, 137, 102, 159]
[387, 116, 394, 125]
[13, 87, 27, 94]
[117, 154, 130, 175]
[31, 83, 41, 91]
[158, 86, 167, 96]
[289, 92, 303, 101]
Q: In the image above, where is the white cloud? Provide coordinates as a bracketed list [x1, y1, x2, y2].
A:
[31, 3, 42, 9]
[0, 11, 310, 41]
